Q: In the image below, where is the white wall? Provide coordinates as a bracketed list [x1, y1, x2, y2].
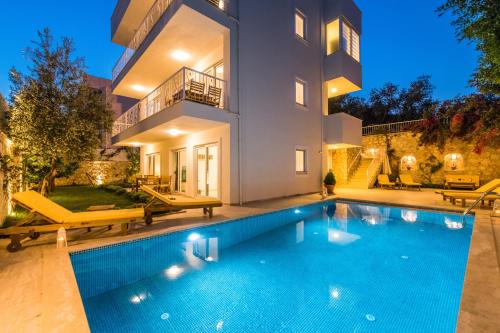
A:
[140, 124, 235, 204]
[238, 0, 324, 202]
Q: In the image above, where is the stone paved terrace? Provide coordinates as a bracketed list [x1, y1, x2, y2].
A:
[0, 189, 498, 332]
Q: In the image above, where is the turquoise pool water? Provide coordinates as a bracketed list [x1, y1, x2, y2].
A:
[71, 201, 473, 332]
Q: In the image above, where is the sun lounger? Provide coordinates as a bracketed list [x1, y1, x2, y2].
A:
[435, 179, 500, 201]
[0, 191, 144, 252]
[141, 185, 222, 224]
[377, 174, 396, 189]
[448, 192, 499, 207]
[399, 174, 422, 190]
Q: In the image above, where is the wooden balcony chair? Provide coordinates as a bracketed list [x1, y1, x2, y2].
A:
[205, 86, 222, 107]
[185, 80, 205, 103]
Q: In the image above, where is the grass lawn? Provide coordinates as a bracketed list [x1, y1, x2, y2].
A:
[3, 185, 138, 227]
[49, 186, 137, 211]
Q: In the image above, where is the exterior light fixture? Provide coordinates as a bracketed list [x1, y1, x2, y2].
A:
[188, 233, 201, 241]
[218, 0, 224, 10]
[166, 129, 184, 137]
[401, 210, 417, 223]
[171, 50, 191, 61]
[331, 87, 338, 94]
[130, 142, 141, 147]
[96, 175, 103, 186]
[131, 84, 147, 92]
[56, 227, 67, 248]
[165, 265, 184, 280]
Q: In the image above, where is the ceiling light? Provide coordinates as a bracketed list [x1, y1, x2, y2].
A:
[171, 50, 191, 61]
[131, 84, 147, 92]
[166, 129, 184, 137]
[130, 142, 142, 147]
[331, 87, 339, 94]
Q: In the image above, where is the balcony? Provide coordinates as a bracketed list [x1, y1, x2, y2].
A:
[112, 0, 229, 82]
[112, 66, 228, 137]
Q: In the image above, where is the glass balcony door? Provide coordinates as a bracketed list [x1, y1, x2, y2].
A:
[174, 149, 187, 193]
[196, 144, 219, 198]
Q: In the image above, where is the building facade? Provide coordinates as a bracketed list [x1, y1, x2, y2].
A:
[110, 0, 363, 204]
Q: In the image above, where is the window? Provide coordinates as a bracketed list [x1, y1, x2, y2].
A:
[326, 18, 360, 62]
[295, 79, 306, 106]
[341, 21, 360, 62]
[296, 149, 306, 174]
[295, 10, 306, 40]
[146, 153, 160, 176]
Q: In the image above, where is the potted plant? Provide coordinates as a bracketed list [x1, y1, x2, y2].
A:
[324, 170, 336, 195]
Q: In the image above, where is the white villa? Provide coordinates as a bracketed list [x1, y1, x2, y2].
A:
[110, 0, 363, 204]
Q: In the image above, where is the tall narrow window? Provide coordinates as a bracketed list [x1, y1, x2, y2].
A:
[296, 149, 306, 174]
[327, 18, 360, 62]
[295, 10, 306, 40]
[295, 79, 306, 106]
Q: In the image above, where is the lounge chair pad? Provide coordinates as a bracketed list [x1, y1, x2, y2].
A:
[64, 209, 144, 223]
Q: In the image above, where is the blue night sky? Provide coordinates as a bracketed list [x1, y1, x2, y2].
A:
[0, 0, 479, 100]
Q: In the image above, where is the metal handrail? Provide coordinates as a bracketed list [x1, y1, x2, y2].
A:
[462, 191, 499, 219]
[112, 0, 229, 81]
[362, 118, 450, 136]
[112, 66, 228, 136]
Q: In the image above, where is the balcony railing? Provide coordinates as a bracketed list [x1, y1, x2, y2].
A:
[112, 67, 228, 136]
[112, 0, 228, 81]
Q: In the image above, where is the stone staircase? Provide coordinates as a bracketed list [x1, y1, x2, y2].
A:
[344, 158, 374, 189]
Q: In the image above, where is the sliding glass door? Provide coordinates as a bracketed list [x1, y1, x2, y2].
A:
[196, 144, 219, 198]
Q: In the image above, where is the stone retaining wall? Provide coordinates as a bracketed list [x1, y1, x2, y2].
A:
[362, 132, 500, 185]
[55, 161, 131, 186]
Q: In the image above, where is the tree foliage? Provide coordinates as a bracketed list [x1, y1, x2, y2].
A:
[8, 29, 113, 194]
[0, 93, 8, 131]
[418, 93, 500, 153]
[329, 75, 437, 125]
[437, 0, 500, 94]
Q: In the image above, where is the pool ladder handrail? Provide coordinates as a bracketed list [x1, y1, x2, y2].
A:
[462, 191, 499, 221]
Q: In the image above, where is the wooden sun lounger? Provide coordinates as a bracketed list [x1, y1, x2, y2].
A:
[0, 191, 145, 252]
[448, 192, 499, 207]
[399, 174, 422, 190]
[435, 179, 500, 202]
[141, 185, 222, 224]
[377, 174, 396, 189]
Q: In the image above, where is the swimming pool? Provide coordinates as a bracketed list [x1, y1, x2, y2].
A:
[71, 201, 474, 332]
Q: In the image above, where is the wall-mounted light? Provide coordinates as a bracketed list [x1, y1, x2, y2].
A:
[218, 0, 225, 10]
[331, 87, 338, 94]
[401, 155, 417, 171]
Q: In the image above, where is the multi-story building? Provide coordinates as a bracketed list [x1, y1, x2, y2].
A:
[110, 0, 363, 204]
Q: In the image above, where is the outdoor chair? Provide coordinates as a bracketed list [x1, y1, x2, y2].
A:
[142, 185, 222, 224]
[377, 174, 396, 189]
[435, 179, 500, 201]
[0, 191, 145, 252]
[205, 86, 222, 107]
[399, 174, 422, 190]
[185, 80, 205, 103]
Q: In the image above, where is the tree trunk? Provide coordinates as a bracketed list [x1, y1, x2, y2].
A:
[40, 158, 57, 196]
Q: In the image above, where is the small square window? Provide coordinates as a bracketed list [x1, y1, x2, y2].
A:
[295, 11, 306, 40]
[295, 79, 306, 106]
[296, 149, 306, 174]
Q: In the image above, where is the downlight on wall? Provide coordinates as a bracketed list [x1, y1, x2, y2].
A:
[131, 84, 147, 92]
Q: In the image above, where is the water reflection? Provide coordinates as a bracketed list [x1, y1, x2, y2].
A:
[296, 221, 304, 243]
[401, 210, 418, 223]
[444, 217, 463, 230]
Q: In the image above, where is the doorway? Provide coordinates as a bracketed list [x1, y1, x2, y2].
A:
[196, 144, 219, 198]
